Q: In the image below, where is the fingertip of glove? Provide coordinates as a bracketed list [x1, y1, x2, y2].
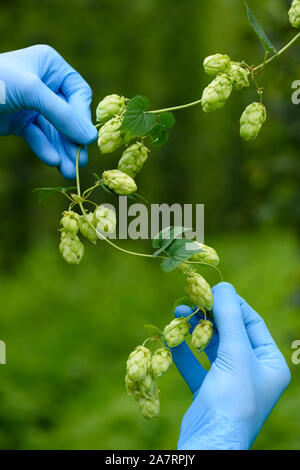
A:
[174, 305, 194, 318]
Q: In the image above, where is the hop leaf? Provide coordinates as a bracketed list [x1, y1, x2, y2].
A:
[120, 95, 156, 137]
[245, 2, 277, 53]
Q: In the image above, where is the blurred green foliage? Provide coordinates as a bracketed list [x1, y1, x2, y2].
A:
[0, 0, 299, 450]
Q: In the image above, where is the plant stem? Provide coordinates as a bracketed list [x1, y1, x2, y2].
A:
[253, 32, 300, 72]
[75, 146, 161, 260]
[148, 98, 202, 114]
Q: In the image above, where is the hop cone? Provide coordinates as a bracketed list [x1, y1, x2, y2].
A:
[138, 390, 160, 420]
[102, 169, 137, 195]
[96, 94, 126, 124]
[118, 142, 149, 178]
[79, 212, 97, 243]
[125, 374, 140, 397]
[138, 374, 157, 398]
[60, 211, 80, 234]
[97, 116, 130, 154]
[203, 54, 231, 76]
[59, 231, 84, 264]
[240, 102, 266, 141]
[151, 348, 172, 378]
[227, 62, 249, 90]
[94, 205, 116, 234]
[185, 273, 213, 310]
[202, 74, 232, 113]
[289, 0, 300, 28]
[126, 346, 152, 382]
[164, 318, 189, 348]
[125, 374, 156, 399]
[189, 242, 219, 266]
[191, 320, 213, 352]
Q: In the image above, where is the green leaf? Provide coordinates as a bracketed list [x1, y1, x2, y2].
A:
[152, 226, 191, 257]
[172, 297, 196, 311]
[245, 2, 277, 53]
[160, 238, 203, 272]
[158, 112, 175, 128]
[33, 186, 76, 204]
[120, 95, 156, 137]
[148, 124, 169, 147]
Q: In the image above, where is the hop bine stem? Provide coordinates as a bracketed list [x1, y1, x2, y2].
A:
[253, 31, 300, 72]
[75, 146, 161, 260]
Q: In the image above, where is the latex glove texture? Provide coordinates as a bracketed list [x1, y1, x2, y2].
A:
[171, 282, 291, 450]
[0, 45, 97, 178]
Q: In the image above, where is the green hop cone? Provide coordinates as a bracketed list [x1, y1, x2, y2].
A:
[102, 169, 137, 195]
[126, 346, 152, 382]
[125, 374, 140, 397]
[96, 94, 126, 124]
[125, 374, 156, 399]
[203, 53, 231, 76]
[60, 211, 80, 234]
[191, 320, 213, 352]
[138, 374, 157, 398]
[138, 389, 160, 420]
[151, 348, 173, 378]
[118, 142, 149, 178]
[79, 212, 97, 243]
[240, 102, 267, 142]
[185, 273, 213, 310]
[202, 74, 232, 113]
[94, 205, 116, 234]
[189, 242, 219, 266]
[59, 231, 84, 264]
[97, 116, 131, 154]
[164, 318, 189, 348]
[289, 0, 300, 28]
[227, 62, 249, 90]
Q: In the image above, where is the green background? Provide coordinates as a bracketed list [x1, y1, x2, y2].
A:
[0, 0, 299, 449]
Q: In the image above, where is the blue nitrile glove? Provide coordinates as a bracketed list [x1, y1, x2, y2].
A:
[172, 282, 291, 450]
[0, 45, 97, 178]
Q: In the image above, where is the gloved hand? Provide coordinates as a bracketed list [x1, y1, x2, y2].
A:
[172, 282, 291, 450]
[0, 45, 97, 178]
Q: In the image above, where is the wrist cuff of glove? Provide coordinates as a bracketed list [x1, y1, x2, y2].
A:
[177, 408, 250, 450]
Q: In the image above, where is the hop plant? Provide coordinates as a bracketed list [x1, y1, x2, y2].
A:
[126, 346, 152, 382]
[240, 102, 267, 141]
[164, 318, 189, 348]
[289, 0, 300, 28]
[151, 348, 173, 378]
[96, 94, 126, 124]
[189, 242, 219, 266]
[125, 374, 140, 397]
[79, 212, 97, 243]
[203, 53, 231, 76]
[138, 390, 160, 420]
[185, 273, 213, 310]
[202, 74, 232, 112]
[118, 142, 149, 178]
[60, 211, 80, 234]
[94, 205, 116, 234]
[102, 169, 137, 195]
[191, 320, 214, 352]
[97, 116, 130, 154]
[227, 62, 250, 90]
[59, 231, 84, 264]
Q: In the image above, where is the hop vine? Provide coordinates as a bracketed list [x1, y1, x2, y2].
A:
[34, 3, 300, 420]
